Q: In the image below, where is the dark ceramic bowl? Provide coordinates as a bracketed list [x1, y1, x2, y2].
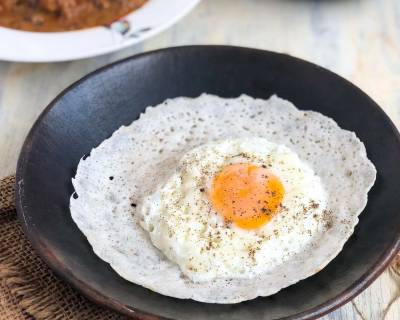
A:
[16, 46, 400, 320]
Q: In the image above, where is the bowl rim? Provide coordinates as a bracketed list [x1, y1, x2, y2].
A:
[15, 45, 400, 320]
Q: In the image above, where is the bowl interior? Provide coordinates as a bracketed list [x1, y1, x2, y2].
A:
[16, 46, 400, 320]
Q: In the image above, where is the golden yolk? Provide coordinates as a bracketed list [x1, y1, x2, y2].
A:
[210, 163, 284, 229]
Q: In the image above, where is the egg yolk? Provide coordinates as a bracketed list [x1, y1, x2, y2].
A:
[210, 163, 284, 229]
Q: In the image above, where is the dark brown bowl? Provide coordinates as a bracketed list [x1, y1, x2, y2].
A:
[16, 46, 400, 320]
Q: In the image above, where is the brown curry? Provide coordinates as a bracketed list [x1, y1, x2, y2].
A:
[0, 0, 148, 32]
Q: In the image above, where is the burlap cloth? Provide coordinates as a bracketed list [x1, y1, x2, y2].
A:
[0, 175, 398, 320]
[0, 176, 126, 320]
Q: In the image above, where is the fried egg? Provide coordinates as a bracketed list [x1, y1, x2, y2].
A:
[139, 138, 327, 282]
[70, 94, 376, 303]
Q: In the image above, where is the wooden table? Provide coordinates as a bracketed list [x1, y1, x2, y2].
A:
[0, 0, 398, 319]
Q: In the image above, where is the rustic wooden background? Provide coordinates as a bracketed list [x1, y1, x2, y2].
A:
[0, 0, 399, 319]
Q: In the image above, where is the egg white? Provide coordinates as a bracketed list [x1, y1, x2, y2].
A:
[138, 138, 327, 282]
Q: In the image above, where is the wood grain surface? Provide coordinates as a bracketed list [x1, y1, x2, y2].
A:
[0, 0, 398, 319]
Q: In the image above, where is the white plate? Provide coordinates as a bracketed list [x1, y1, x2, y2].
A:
[0, 0, 200, 62]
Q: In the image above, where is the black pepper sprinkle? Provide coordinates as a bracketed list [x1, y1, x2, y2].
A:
[131, 203, 137, 207]
[261, 207, 271, 215]
[309, 200, 320, 209]
[346, 170, 353, 177]
[109, 176, 114, 180]
[199, 188, 205, 192]
[325, 221, 333, 229]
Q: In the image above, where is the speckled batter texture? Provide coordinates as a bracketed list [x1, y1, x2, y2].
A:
[70, 94, 376, 303]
